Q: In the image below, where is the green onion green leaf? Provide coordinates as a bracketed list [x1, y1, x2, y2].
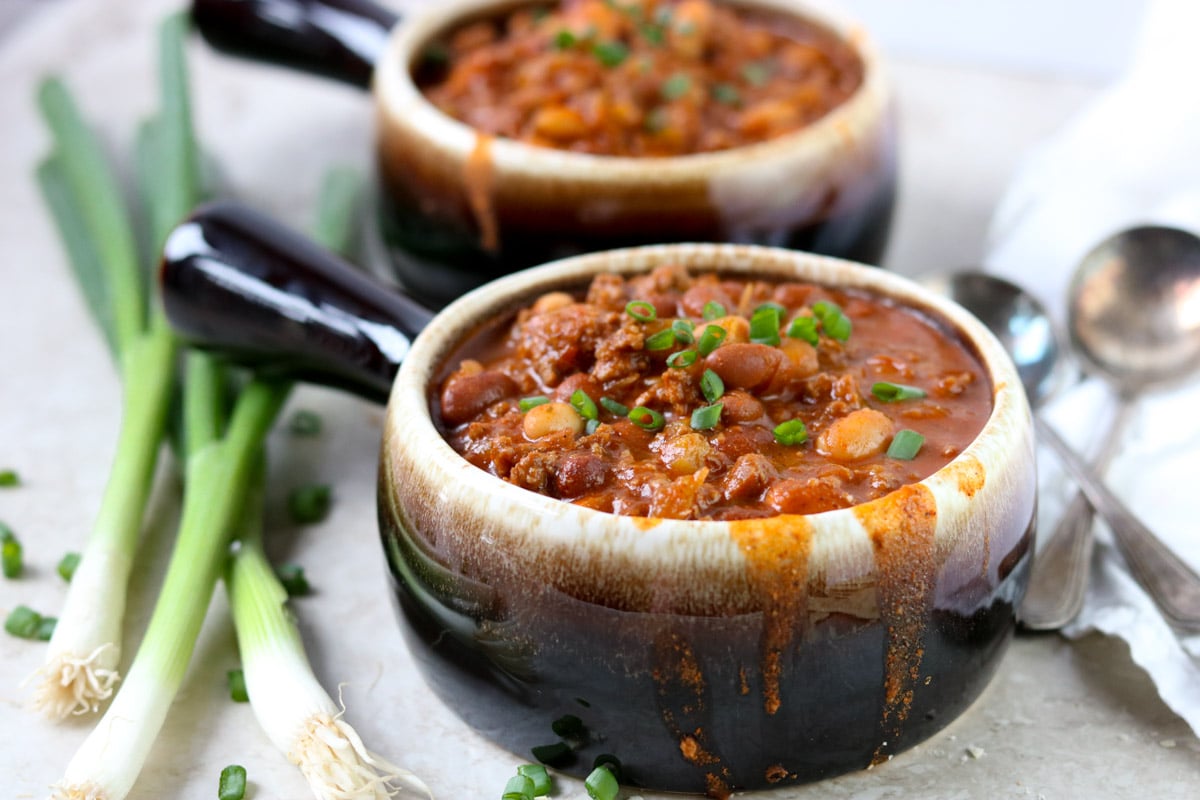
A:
[57, 551, 81, 582]
[274, 562, 310, 597]
[671, 318, 696, 343]
[666, 349, 698, 368]
[690, 403, 723, 430]
[227, 668, 249, 703]
[712, 83, 741, 106]
[599, 397, 629, 417]
[504, 773, 535, 800]
[585, 418, 600, 435]
[517, 763, 553, 795]
[36, 616, 57, 642]
[287, 484, 332, 525]
[287, 409, 323, 436]
[661, 72, 692, 100]
[871, 382, 927, 402]
[519, 396, 551, 413]
[531, 741, 575, 766]
[701, 300, 726, 321]
[629, 406, 665, 431]
[553, 29, 577, 49]
[749, 305, 783, 346]
[552, 713, 586, 738]
[570, 390, 599, 421]
[742, 60, 774, 86]
[697, 325, 727, 356]
[700, 369, 725, 403]
[2, 526, 23, 579]
[592, 753, 623, 781]
[592, 40, 630, 67]
[5, 605, 46, 640]
[773, 419, 809, 446]
[218, 764, 248, 800]
[787, 315, 819, 346]
[0, 469, 20, 487]
[812, 300, 852, 342]
[887, 429, 925, 460]
[645, 328, 676, 351]
[585, 763, 620, 800]
[625, 300, 656, 322]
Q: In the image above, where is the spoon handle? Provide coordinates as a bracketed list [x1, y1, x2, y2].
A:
[1035, 417, 1200, 631]
[1019, 401, 1132, 630]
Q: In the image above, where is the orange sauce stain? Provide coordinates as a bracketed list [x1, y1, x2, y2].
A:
[705, 773, 731, 800]
[854, 484, 938, 764]
[765, 764, 790, 783]
[464, 133, 499, 252]
[729, 516, 814, 715]
[947, 454, 986, 498]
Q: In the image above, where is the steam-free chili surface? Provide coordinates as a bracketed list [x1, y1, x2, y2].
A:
[414, 0, 863, 156]
[434, 265, 992, 520]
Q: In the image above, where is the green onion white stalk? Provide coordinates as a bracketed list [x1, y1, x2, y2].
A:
[33, 14, 195, 719]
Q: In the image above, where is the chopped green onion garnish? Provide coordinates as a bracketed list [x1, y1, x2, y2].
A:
[773, 419, 809, 446]
[504, 774, 535, 800]
[585, 764, 620, 800]
[287, 409, 322, 436]
[644, 106, 668, 133]
[531, 741, 574, 766]
[592, 753, 623, 781]
[593, 40, 629, 67]
[520, 396, 551, 412]
[5, 604, 49, 640]
[36, 615, 57, 642]
[0, 469, 19, 487]
[690, 403, 723, 430]
[697, 325, 727, 356]
[755, 301, 787, 317]
[742, 60, 773, 86]
[661, 72, 691, 100]
[517, 763, 553, 795]
[625, 300, 656, 321]
[628, 406, 665, 431]
[666, 349, 698, 368]
[57, 551, 81, 582]
[570, 389, 599, 421]
[671, 318, 695, 343]
[645, 329, 676, 351]
[712, 83, 741, 106]
[218, 764, 247, 800]
[2, 526, 23, 579]
[599, 397, 629, 416]
[274, 562, 310, 597]
[787, 315, 819, 346]
[700, 368, 724, 403]
[585, 418, 600, 435]
[888, 429, 925, 460]
[287, 484, 332, 525]
[872, 382, 927, 402]
[227, 668, 249, 702]
[701, 300, 726, 320]
[553, 29, 577, 50]
[749, 306, 782, 346]
[552, 713, 586, 738]
[813, 300, 852, 342]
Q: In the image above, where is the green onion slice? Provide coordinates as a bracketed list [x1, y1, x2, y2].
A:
[519, 396, 551, 413]
[888, 429, 925, 460]
[57, 551, 81, 582]
[599, 396, 629, 416]
[274, 562, 310, 597]
[585, 418, 600, 435]
[773, 419, 809, 446]
[585, 764, 620, 800]
[287, 409, 322, 436]
[629, 406, 665, 431]
[625, 300, 656, 321]
[36, 616, 57, 642]
[712, 82, 741, 106]
[690, 403, 723, 431]
[553, 29, 577, 49]
[787, 315, 819, 346]
[645, 328, 676, 351]
[593, 40, 630, 67]
[504, 774, 535, 800]
[518, 763, 553, 795]
[666, 349, 698, 368]
[697, 325, 727, 356]
[552, 713, 585, 738]
[227, 668, 249, 702]
[872, 382, 927, 402]
[570, 389, 599, 420]
[5, 605, 48, 640]
[218, 764, 248, 800]
[700, 368, 725, 403]
[531, 741, 574, 766]
[1, 527, 22, 579]
[701, 300, 726, 320]
[749, 306, 782, 346]
[0, 469, 19, 487]
[813, 300, 852, 342]
[661, 72, 691, 100]
[671, 318, 695, 343]
[287, 484, 332, 524]
[592, 753, 623, 781]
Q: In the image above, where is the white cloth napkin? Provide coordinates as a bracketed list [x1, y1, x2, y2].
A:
[981, 0, 1200, 737]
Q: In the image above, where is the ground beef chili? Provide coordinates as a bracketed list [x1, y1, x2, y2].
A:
[433, 265, 993, 520]
[414, 0, 863, 156]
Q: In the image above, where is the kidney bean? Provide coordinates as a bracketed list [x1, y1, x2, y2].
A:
[721, 391, 765, 423]
[553, 373, 604, 403]
[440, 371, 518, 426]
[551, 452, 610, 498]
[705, 343, 784, 392]
[681, 284, 735, 317]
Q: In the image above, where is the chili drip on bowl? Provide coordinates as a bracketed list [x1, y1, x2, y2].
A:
[434, 265, 992, 519]
[414, 0, 864, 156]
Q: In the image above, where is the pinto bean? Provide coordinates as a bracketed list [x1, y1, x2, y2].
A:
[705, 343, 785, 393]
[779, 338, 819, 378]
[531, 291, 575, 315]
[720, 391, 765, 423]
[523, 401, 584, 439]
[659, 432, 711, 476]
[816, 408, 893, 461]
[440, 370, 518, 426]
[765, 476, 854, 515]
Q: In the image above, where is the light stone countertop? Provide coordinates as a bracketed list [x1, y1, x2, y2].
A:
[1, 1, 1197, 798]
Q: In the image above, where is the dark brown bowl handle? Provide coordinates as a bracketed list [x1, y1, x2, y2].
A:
[161, 200, 435, 402]
[191, 0, 402, 88]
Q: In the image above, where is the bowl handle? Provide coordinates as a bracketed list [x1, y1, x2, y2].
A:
[191, 0, 401, 89]
[160, 200, 435, 402]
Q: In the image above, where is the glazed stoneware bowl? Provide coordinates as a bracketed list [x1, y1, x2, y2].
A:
[192, 0, 897, 305]
[161, 202, 1035, 796]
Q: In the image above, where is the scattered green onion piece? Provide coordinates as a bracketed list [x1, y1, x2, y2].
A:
[287, 409, 322, 436]
[625, 300, 656, 322]
[2, 526, 23, 578]
[666, 349, 698, 368]
[552, 713, 586, 738]
[872, 382, 927, 402]
[227, 668, 249, 703]
[813, 300, 852, 342]
[57, 551, 82, 582]
[773, 419, 809, 446]
[599, 397, 629, 417]
[643, 106, 668, 133]
[639, 21, 666, 45]
[661, 72, 691, 100]
[517, 763, 553, 796]
[712, 82, 741, 106]
[755, 301, 787, 317]
[701, 300, 726, 320]
[5, 605, 45, 640]
[36, 616, 58, 642]
[742, 60, 773, 86]
[218, 764, 247, 800]
[592, 754, 623, 781]
[570, 390, 599, 421]
[787, 315, 819, 346]
[504, 774, 535, 800]
[628, 406, 665, 431]
[671, 318, 695, 343]
[697, 325, 727, 356]
[592, 40, 629, 67]
[645, 328, 676, 351]
[887, 429, 925, 460]
[676, 20, 697, 35]
[690, 403, 723, 431]
[520, 396, 551, 413]
[749, 306, 782, 346]
[531, 741, 574, 767]
[585, 419, 600, 435]
[585, 764, 620, 800]
[553, 29, 577, 50]
[274, 562, 310, 597]
[0, 469, 19, 487]
[288, 484, 332, 524]
[700, 369, 724, 403]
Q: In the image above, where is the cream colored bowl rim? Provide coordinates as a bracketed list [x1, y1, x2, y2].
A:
[373, 0, 890, 179]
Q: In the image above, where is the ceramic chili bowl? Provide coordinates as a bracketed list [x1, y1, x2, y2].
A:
[161, 202, 1035, 797]
[192, 0, 897, 306]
